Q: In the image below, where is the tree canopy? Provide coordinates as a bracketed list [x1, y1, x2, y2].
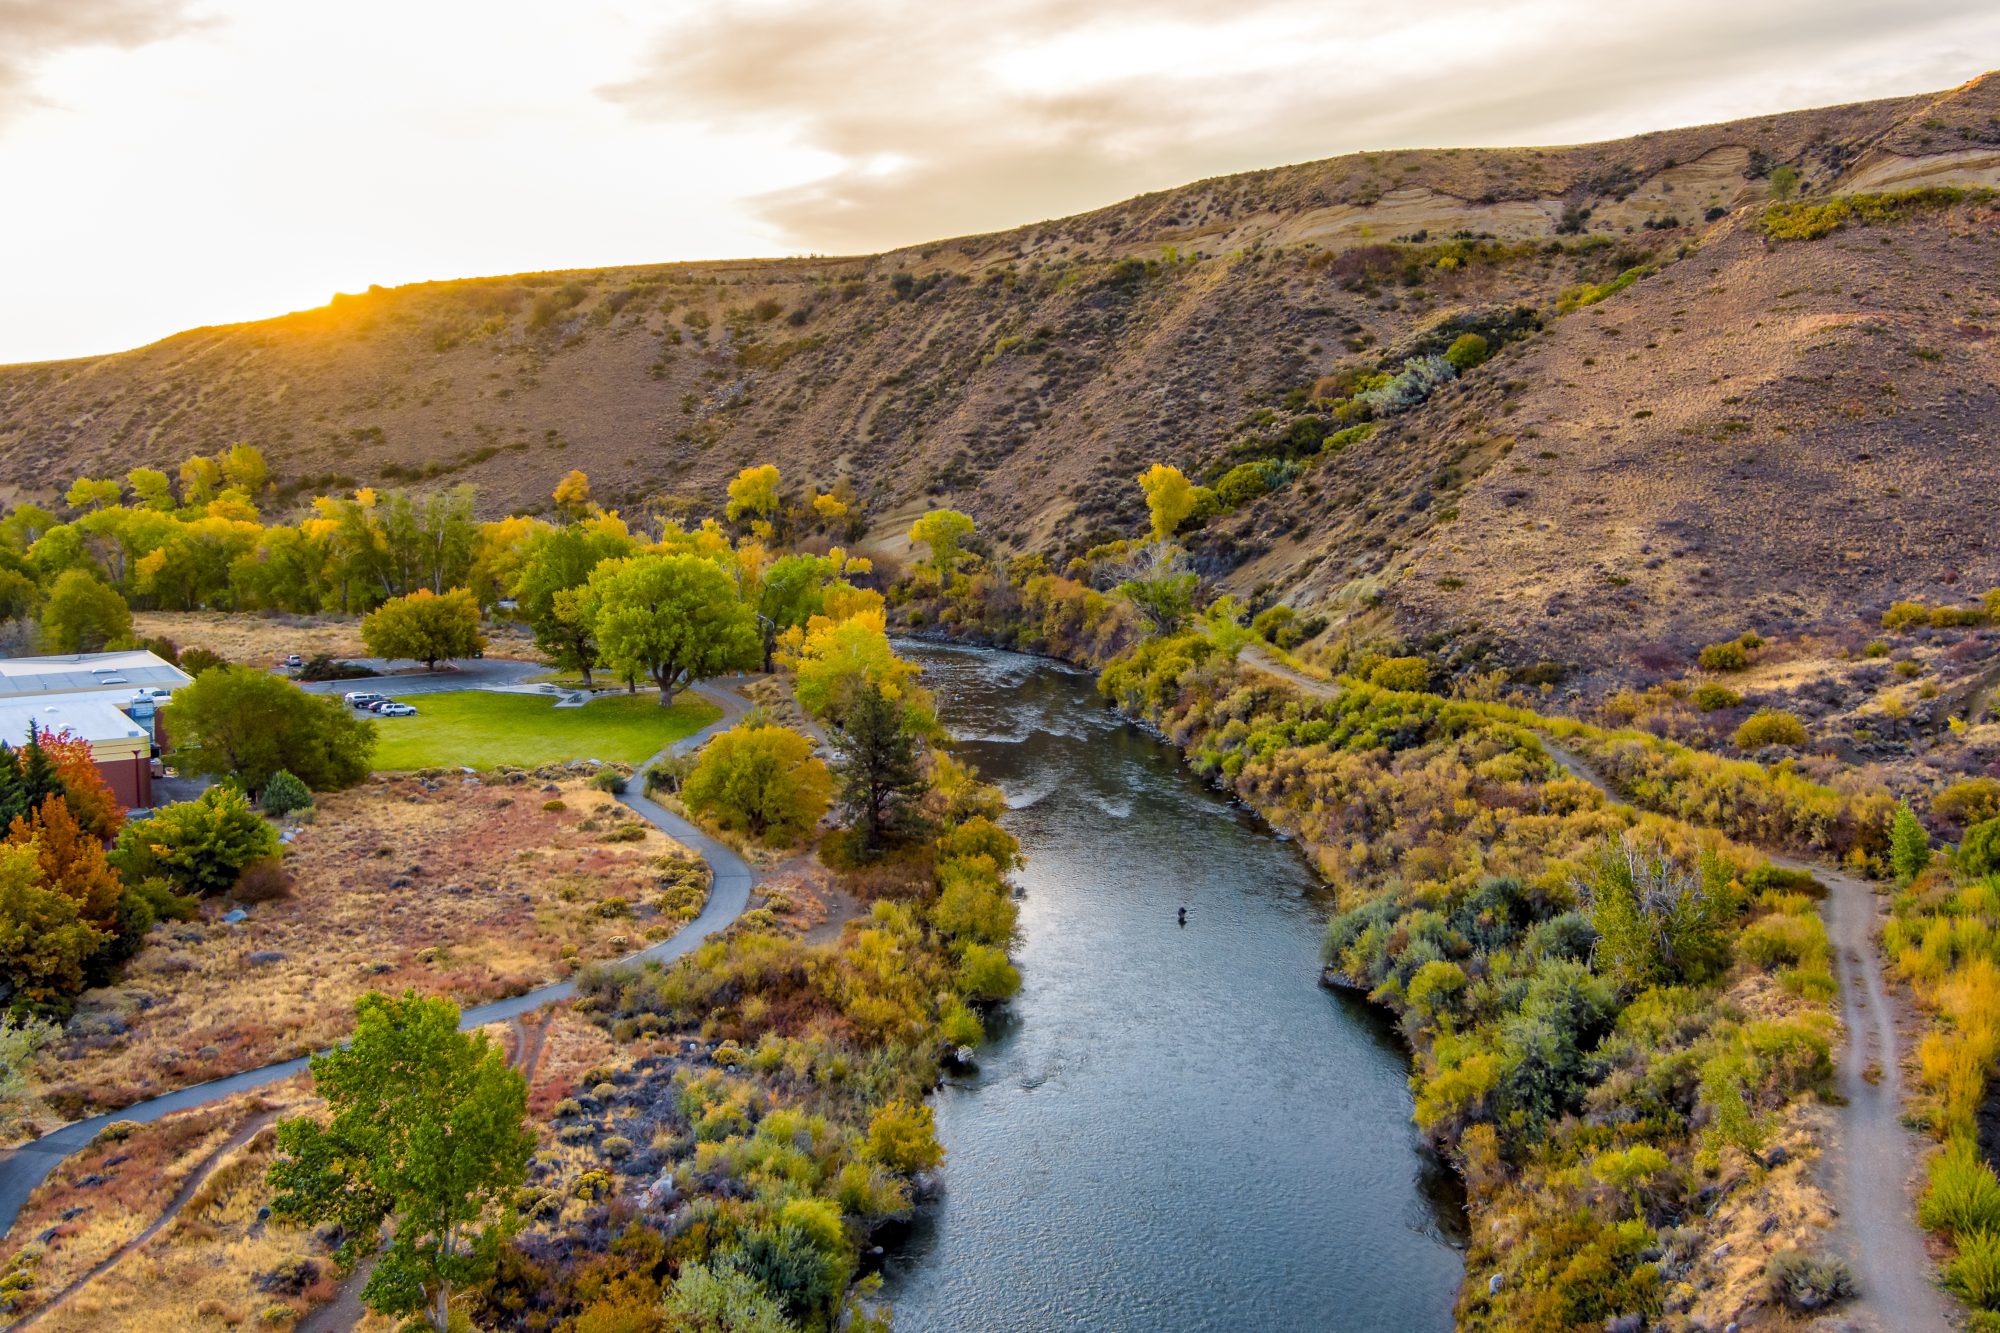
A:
[580, 553, 757, 704]
[362, 587, 486, 670]
[907, 509, 974, 580]
[39, 568, 130, 653]
[163, 665, 375, 794]
[269, 991, 532, 1333]
[683, 724, 831, 846]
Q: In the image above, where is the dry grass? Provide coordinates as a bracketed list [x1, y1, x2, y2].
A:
[131, 611, 543, 667]
[33, 777, 708, 1126]
[0, 1086, 324, 1331]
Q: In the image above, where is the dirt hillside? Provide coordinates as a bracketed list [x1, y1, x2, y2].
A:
[1, 72, 1996, 671]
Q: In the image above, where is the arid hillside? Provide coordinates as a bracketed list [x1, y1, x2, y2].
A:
[2, 72, 1997, 670]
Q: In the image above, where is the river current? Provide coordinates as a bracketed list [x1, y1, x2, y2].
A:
[881, 643, 1464, 1331]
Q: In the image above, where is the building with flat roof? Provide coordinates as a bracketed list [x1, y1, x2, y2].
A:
[0, 699, 155, 807]
[0, 650, 190, 699]
[0, 651, 192, 809]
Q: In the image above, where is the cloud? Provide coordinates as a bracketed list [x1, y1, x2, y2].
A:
[0, 0, 206, 128]
[601, 0, 1997, 254]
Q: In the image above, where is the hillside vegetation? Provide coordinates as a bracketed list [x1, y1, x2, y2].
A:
[0, 76, 1996, 681]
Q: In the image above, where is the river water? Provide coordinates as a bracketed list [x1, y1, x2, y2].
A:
[881, 644, 1464, 1332]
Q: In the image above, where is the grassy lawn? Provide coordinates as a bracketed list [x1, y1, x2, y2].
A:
[369, 691, 720, 770]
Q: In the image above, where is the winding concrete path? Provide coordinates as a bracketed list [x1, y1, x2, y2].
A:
[0, 680, 758, 1243]
[1239, 647, 1954, 1330]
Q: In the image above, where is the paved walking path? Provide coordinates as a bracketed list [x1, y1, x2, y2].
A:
[0, 680, 757, 1242]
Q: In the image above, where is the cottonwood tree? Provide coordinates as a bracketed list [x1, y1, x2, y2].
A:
[907, 509, 974, 581]
[682, 724, 831, 846]
[39, 568, 130, 653]
[268, 992, 532, 1333]
[1136, 463, 1206, 543]
[362, 587, 486, 670]
[511, 521, 635, 686]
[580, 553, 756, 704]
[165, 666, 374, 793]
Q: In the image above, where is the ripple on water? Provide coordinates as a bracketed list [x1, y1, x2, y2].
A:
[880, 643, 1464, 1333]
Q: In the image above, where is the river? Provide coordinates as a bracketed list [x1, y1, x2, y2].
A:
[881, 643, 1464, 1332]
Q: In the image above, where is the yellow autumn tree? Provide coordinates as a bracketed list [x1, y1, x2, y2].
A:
[1137, 464, 1202, 543]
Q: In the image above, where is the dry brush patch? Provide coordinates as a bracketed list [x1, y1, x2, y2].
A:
[0, 1087, 326, 1331]
[36, 777, 708, 1123]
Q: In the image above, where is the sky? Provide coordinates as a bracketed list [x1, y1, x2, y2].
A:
[0, 0, 1993, 365]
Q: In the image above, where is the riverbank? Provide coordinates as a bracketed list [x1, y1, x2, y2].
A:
[1081, 626, 1871, 1329]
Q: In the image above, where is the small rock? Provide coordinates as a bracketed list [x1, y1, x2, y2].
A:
[245, 951, 285, 966]
[219, 909, 248, 925]
[1488, 1274, 1504, 1296]
[1765, 1145, 1791, 1167]
[1604, 1316, 1643, 1333]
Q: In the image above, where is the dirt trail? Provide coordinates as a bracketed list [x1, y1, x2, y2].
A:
[13, 1110, 279, 1330]
[1239, 647, 1956, 1330]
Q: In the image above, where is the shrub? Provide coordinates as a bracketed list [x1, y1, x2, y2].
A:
[1443, 333, 1490, 371]
[260, 770, 312, 818]
[1962, 820, 2000, 879]
[1949, 1229, 2000, 1309]
[589, 769, 627, 794]
[112, 787, 281, 897]
[1766, 1249, 1857, 1312]
[1735, 709, 1806, 750]
[542, 799, 568, 813]
[1369, 656, 1432, 692]
[1936, 779, 2000, 830]
[682, 724, 831, 847]
[233, 858, 293, 903]
[1697, 640, 1749, 672]
[1923, 1141, 2000, 1235]
[1691, 683, 1741, 712]
[865, 1100, 942, 1174]
[1883, 601, 1931, 632]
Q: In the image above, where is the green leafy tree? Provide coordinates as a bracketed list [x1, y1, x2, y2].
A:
[831, 685, 928, 856]
[725, 464, 783, 527]
[1890, 803, 1932, 885]
[682, 724, 831, 847]
[511, 523, 635, 686]
[39, 568, 130, 653]
[268, 991, 532, 1333]
[754, 553, 837, 671]
[580, 553, 757, 704]
[261, 769, 313, 818]
[163, 666, 374, 794]
[362, 588, 485, 671]
[907, 509, 975, 580]
[125, 467, 176, 511]
[63, 478, 122, 512]
[220, 443, 268, 495]
[111, 786, 280, 897]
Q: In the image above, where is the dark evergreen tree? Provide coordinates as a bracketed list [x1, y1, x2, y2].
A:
[0, 744, 23, 831]
[830, 684, 927, 856]
[18, 726, 62, 811]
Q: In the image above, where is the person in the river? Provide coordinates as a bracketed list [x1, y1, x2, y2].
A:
[1178, 906, 1187, 927]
